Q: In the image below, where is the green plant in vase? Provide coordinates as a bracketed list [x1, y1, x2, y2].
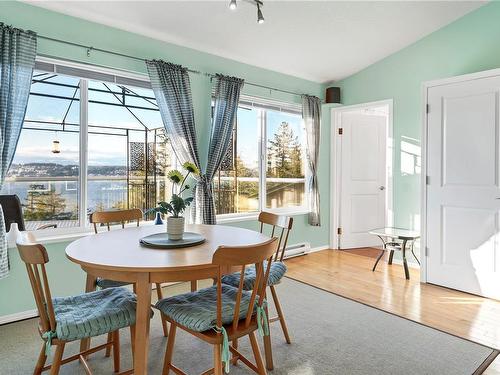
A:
[147, 161, 200, 240]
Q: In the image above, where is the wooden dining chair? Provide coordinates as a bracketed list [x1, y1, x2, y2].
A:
[156, 237, 278, 375]
[221, 211, 293, 369]
[90, 208, 169, 342]
[256, 212, 293, 342]
[16, 238, 137, 375]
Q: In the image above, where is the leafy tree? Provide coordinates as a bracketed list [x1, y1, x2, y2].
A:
[24, 185, 68, 221]
[267, 122, 303, 178]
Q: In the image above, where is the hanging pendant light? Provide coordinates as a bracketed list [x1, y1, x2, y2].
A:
[52, 132, 61, 154]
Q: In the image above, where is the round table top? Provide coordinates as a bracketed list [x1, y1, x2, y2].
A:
[66, 224, 270, 272]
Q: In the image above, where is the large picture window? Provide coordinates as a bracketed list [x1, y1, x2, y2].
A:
[213, 97, 307, 216]
[1, 62, 176, 231]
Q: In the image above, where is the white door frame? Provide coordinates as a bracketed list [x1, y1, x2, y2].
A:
[421, 67, 500, 284]
[330, 99, 394, 249]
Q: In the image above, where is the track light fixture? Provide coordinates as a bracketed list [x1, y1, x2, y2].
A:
[257, 3, 265, 24]
[228, 0, 265, 24]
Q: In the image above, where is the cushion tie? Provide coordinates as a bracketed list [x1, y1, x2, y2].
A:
[256, 303, 270, 337]
[42, 331, 56, 355]
[215, 326, 230, 373]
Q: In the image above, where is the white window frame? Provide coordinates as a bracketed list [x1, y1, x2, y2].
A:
[16, 57, 158, 237]
[215, 95, 309, 221]
[12, 57, 309, 238]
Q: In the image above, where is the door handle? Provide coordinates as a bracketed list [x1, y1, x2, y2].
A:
[379, 186, 385, 191]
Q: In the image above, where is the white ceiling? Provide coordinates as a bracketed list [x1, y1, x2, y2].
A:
[25, 1, 485, 83]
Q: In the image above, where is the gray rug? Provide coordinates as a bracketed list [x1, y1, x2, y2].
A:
[0, 278, 497, 374]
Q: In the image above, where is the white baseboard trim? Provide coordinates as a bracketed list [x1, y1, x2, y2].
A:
[0, 309, 38, 325]
[309, 245, 330, 253]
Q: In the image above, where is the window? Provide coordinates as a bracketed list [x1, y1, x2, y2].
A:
[213, 97, 307, 216]
[1, 62, 176, 231]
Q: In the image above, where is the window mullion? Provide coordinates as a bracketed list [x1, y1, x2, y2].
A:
[79, 79, 89, 228]
[259, 109, 267, 212]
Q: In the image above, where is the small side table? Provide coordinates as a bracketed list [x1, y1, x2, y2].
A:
[369, 227, 420, 280]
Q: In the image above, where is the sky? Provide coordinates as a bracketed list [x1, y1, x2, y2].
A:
[14, 72, 305, 171]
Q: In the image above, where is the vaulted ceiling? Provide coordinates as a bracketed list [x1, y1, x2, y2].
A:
[26, 1, 485, 82]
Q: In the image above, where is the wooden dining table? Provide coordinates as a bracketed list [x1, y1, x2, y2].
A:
[65, 223, 270, 375]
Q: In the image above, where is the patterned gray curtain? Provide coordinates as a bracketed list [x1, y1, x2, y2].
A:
[193, 74, 244, 224]
[302, 95, 321, 226]
[0, 24, 37, 279]
[146, 60, 201, 173]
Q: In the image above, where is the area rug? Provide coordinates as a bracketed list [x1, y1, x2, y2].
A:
[0, 278, 497, 374]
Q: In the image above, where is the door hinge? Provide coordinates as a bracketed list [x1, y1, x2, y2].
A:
[426, 175, 430, 185]
[338, 128, 343, 135]
[426, 104, 430, 113]
[425, 247, 429, 256]
[337, 227, 342, 235]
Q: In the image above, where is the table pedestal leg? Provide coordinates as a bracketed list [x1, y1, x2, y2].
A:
[388, 250, 395, 265]
[402, 240, 410, 280]
[410, 241, 420, 265]
[372, 250, 385, 272]
[134, 273, 152, 375]
[372, 235, 387, 272]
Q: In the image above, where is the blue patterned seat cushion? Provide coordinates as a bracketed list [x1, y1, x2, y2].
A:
[53, 287, 137, 342]
[221, 261, 287, 290]
[95, 277, 131, 289]
[155, 284, 258, 332]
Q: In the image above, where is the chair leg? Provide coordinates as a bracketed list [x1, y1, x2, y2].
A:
[156, 283, 169, 337]
[214, 343, 223, 375]
[113, 330, 120, 373]
[49, 343, 65, 375]
[231, 339, 239, 365]
[249, 331, 267, 375]
[105, 332, 113, 357]
[130, 325, 136, 363]
[262, 297, 274, 371]
[270, 285, 291, 344]
[162, 324, 177, 375]
[33, 343, 47, 375]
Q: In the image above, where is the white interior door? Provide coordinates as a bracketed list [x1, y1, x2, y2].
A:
[339, 111, 387, 249]
[426, 75, 500, 299]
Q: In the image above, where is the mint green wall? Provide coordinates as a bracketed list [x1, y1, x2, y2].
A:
[0, 1, 330, 317]
[0, 243, 86, 317]
[332, 2, 498, 231]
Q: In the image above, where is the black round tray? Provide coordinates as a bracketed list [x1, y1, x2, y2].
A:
[139, 232, 205, 249]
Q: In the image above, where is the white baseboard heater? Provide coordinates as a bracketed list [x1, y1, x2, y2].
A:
[282, 242, 310, 259]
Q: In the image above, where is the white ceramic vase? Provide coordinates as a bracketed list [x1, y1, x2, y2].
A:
[167, 216, 185, 240]
[7, 223, 20, 245]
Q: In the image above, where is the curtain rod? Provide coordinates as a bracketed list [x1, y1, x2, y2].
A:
[37, 34, 309, 99]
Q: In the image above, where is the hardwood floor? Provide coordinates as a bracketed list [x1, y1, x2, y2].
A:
[285, 249, 500, 374]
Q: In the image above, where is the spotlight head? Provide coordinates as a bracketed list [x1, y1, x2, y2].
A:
[229, 0, 237, 10]
[257, 4, 264, 24]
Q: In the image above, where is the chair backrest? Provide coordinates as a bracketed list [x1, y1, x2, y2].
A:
[212, 237, 278, 331]
[16, 237, 56, 335]
[258, 212, 293, 262]
[0, 194, 26, 231]
[89, 208, 142, 233]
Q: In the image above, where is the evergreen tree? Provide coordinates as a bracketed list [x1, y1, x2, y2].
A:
[24, 185, 67, 221]
[267, 122, 303, 178]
